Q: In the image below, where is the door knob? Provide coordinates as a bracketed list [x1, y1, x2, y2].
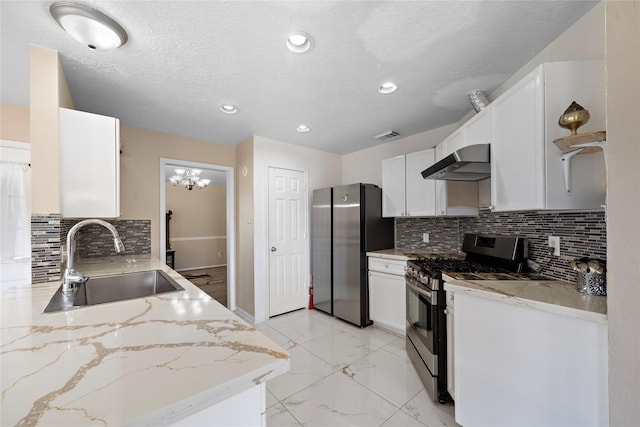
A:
[270, 247, 277, 252]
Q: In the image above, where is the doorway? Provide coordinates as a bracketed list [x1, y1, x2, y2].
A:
[268, 166, 307, 317]
[159, 158, 235, 310]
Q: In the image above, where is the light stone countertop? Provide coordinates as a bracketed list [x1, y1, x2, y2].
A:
[443, 275, 607, 324]
[0, 255, 290, 426]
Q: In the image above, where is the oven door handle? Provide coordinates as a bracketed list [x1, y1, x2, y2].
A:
[406, 279, 436, 305]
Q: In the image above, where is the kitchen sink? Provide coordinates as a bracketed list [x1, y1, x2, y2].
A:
[43, 270, 184, 313]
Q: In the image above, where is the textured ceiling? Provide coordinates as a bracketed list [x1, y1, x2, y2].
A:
[0, 1, 598, 154]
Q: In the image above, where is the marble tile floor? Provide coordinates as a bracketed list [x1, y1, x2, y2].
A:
[258, 308, 460, 427]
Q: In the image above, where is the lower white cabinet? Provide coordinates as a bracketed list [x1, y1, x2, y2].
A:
[59, 108, 120, 218]
[171, 383, 266, 426]
[368, 257, 406, 335]
[453, 293, 608, 427]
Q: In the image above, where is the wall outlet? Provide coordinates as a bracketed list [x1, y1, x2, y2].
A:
[217, 251, 223, 258]
[548, 236, 560, 256]
[423, 233, 430, 243]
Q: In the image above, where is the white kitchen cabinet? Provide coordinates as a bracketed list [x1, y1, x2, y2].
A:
[491, 60, 606, 211]
[445, 291, 455, 400]
[464, 107, 492, 146]
[382, 149, 436, 217]
[368, 257, 406, 335]
[59, 108, 120, 218]
[453, 292, 608, 427]
[434, 141, 479, 217]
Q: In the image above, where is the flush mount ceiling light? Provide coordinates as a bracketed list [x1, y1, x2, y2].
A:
[50, 2, 128, 50]
[169, 168, 211, 191]
[219, 105, 239, 114]
[378, 81, 398, 94]
[296, 125, 310, 133]
[286, 32, 313, 53]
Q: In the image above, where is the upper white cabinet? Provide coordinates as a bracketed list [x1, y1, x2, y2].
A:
[59, 108, 120, 218]
[491, 60, 605, 211]
[382, 149, 436, 217]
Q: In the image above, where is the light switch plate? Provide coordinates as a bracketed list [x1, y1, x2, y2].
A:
[423, 233, 430, 243]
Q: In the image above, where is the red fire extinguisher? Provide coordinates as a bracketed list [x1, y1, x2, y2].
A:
[308, 274, 314, 310]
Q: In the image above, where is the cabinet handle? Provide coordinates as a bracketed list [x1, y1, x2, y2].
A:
[384, 264, 389, 268]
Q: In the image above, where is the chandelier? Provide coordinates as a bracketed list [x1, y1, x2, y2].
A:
[169, 168, 211, 191]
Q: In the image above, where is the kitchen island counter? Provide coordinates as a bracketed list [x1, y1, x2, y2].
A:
[1, 256, 289, 426]
[443, 274, 607, 324]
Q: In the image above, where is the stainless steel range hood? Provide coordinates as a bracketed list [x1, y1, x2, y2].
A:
[421, 144, 490, 181]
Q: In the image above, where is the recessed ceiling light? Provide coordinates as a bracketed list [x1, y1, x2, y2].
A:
[219, 105, 239, 114]
[50, 2, 128, 50]
[286, 32, 313, 53]
[378, 81, 398, 94]
[296, 125, 310, 133]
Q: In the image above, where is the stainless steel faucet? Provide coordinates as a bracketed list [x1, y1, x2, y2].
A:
[62, 219, 125, 296]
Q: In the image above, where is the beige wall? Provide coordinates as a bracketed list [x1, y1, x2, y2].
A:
[341, 124, 458, 186]
[29, 45, 74, 214]
[119, 126, 235, 258]
[0, 104, 30, 142]
[253, 135, 342, 322]
[166, 183, 227, 271]
[235, 137, 255, 316]
[605, 1, 640, 425]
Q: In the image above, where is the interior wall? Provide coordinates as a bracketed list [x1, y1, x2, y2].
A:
[166, 183, 227, 271]
[235, 136, 255, 316]
[605, 1, 640, 425]
[253, 135, 342, 322]
[341, 124, 457, 187]
[0, 104, 30, 142]
[29, 45, 74, 214]
[119, 125, 235, 259]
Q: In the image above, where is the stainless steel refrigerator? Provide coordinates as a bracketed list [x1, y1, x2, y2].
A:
[311, 183, 394, 327]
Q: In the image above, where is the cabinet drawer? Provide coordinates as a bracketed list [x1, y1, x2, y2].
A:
[368, 257, 406, 276]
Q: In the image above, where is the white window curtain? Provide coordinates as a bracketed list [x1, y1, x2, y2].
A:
[0, 162, 31, 261]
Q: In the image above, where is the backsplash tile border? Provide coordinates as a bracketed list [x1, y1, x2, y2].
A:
[31, 214, 61, 284]
[61, 219, 151, 258]
[396, 210, 606, 282]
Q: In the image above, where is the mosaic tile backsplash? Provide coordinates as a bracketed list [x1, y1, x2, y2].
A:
[61, 219, 151, 258]
[31, 214, 62, 284]
[396, 210, 606, 282]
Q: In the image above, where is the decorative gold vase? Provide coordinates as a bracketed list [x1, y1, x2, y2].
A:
[558, 101, 590, 135]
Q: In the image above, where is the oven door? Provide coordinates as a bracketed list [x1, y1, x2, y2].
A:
[406, 276, 438, 370]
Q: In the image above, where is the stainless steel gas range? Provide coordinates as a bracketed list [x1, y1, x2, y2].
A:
[405, 233, 529, 403]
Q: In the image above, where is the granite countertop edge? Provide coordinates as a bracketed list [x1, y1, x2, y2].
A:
[443, 275, 607, 325]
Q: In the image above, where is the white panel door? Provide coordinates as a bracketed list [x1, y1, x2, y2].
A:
[268, 167, 307, 317]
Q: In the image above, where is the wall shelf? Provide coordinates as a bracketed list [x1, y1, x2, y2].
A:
[555, 131, 607, 193]
[553, 131, 606, 154]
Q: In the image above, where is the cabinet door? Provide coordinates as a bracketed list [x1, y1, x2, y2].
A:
[381, 155, 406, 217]
[491, 66, 545, 211]
[446, 292, 455, 400]
[464, 107, 492, 147]
[444, 128, 464, 156]
[60, 108, 120, 218]
[405, 149, 436, 216]
[434, 143, 447, 216]
[368, 270, 406, 334]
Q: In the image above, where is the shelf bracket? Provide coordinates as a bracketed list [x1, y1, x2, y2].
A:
[560, 140, 607, 192]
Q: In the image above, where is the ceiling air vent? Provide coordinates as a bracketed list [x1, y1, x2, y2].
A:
[375, 130, 400, 141]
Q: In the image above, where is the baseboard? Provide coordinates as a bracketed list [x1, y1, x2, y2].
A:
[372, 322, 406, 337]
[233, 307, 255, 325]
[177, 264, 227, 272]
